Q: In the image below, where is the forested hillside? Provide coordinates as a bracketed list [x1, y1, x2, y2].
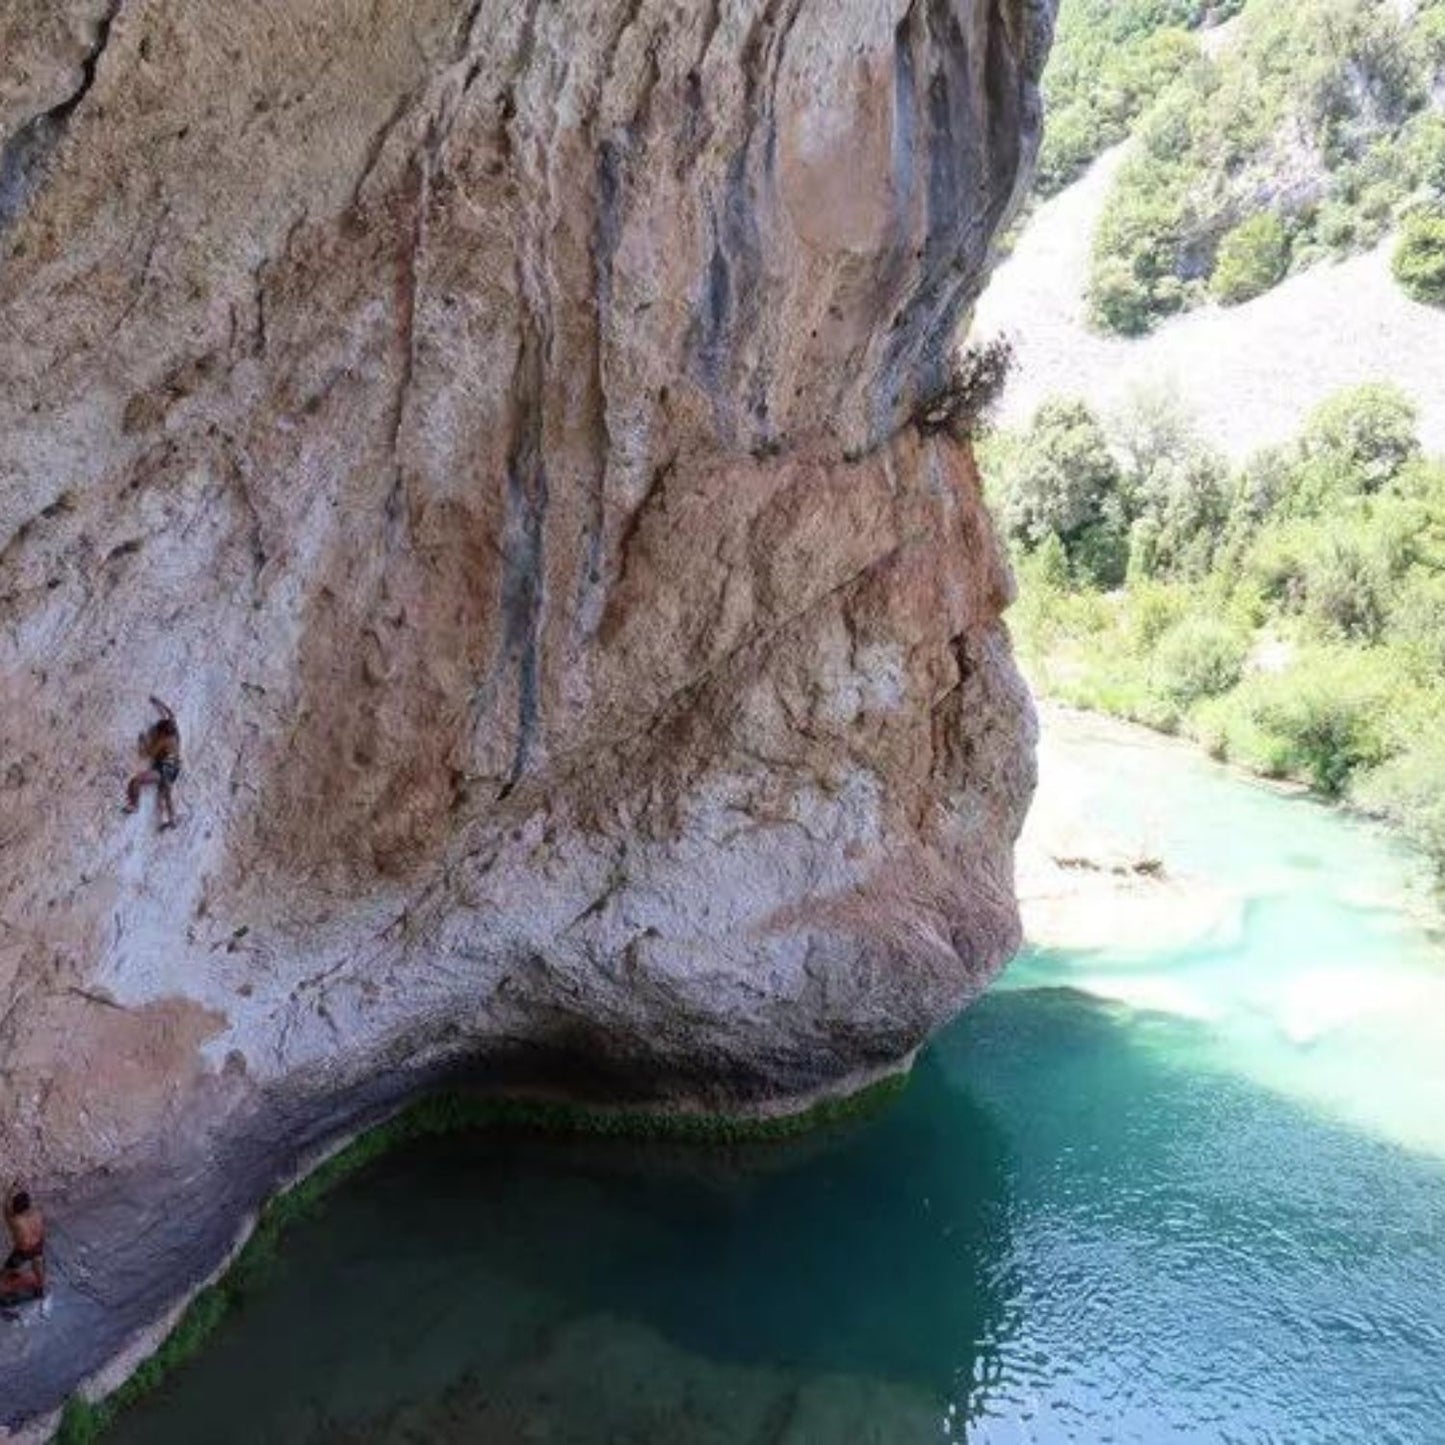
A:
[1035, 0, 1244, 198]
[1078, 0, 1445, 332]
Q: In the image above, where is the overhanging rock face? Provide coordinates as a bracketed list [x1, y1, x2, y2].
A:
[0, 0, 1051, 1423]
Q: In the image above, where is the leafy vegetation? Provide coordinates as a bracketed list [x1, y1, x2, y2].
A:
[1393, 208, 1445, 303]
[1085, 0, 1445, 333]
[988, 382, 1445, 880]
[1035, 0, 1247, 198]
[1211, 213, 1291, 304]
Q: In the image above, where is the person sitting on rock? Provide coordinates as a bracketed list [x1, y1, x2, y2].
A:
[3, 1182, 45, 1299]
[123, 694, 181, 831]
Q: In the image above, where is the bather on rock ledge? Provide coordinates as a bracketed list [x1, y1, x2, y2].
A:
[2, 1183, 47, 1304]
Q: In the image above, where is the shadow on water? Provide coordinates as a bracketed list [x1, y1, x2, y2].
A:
[108, 1049, 1015, 1445]
[552, 1046, 1017, 1388]
[106, 983, 1445, 1444]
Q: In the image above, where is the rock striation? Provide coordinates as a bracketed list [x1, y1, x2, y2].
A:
[0, 0, 1050, 1426]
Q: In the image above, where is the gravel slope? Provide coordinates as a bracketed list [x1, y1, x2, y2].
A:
[976, 146, 1445, 459]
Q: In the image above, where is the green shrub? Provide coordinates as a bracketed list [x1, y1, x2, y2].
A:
[1192, 692, 1297, 777]
[1298, 531, 1393, 643]
[1034, 531, 1071, 589]
[1211, 213, 1291, 303]
[1124, 580, 1191, 652]
[1389, 571, 1445, 679]
[1409, 113, 1445, 196]
[1393, 209, 1445, 304]
[1127, 515, 1162, 582]
[1242, 522, 1314, 607]
[1354, 734, 1445, 883]
[1228, 651, 1401, 796]
[1071, 517, 1131, 590]
[1420, 0, 1445, 69]
[1295, 383, 1422, 505]
[1087, 254, 1162, 336]
[1151, 616, 1249, 706]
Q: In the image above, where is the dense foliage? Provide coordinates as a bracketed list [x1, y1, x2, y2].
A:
[985, 383, 1445, 881]
[1393, 208, 1445, 303]
[1035, 0, 1240, 197]
[1085, 0, 1445, 333]
[1211, 213, 1291, 304]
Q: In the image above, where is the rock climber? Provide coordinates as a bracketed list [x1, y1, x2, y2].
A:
[123, 694, 181, 830]
[2, 1182, 45, 1300]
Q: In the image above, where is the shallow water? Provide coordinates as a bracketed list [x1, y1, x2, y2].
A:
[110, 715, 1445, 1443]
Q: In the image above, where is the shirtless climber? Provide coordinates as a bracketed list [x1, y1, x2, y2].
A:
[123, 694, 181, 830]
[2, 1182, 45, 1300]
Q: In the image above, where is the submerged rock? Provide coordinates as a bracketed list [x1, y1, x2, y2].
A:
[0, 0, 1050, 1423]
[312, 1312, 944, 1445]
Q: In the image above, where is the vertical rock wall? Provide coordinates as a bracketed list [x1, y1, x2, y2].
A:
[0, 0, 1052, 1424]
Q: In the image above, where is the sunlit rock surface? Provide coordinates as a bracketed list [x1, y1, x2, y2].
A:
[0, 0, 1050, 1423]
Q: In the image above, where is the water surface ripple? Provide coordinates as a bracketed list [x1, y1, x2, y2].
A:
[110, 717, 1445, 1443]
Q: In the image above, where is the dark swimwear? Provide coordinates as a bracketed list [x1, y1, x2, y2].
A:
[158, 755, 180, 786]
[4, 1246, 41, 1271]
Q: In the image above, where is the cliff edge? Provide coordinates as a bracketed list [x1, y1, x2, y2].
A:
[0, 0, 1050, 1423]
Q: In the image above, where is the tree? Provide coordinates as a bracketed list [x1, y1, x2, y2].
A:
[1297, 384, 1421, 500]
[1111, 383, 1200, 502]
[1389, 571, 1445, 679]
[1087, 255, 1157, 336]
[1112, 387, 1231, 577]
[1299, 530, 1392, 642]
[1000, 400, 1125, 586]
[1211, 213, 1291, 304]
[1393, 210, 1445, 305]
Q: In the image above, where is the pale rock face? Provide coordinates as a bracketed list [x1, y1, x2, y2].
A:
[0, 0, 1051, 1423]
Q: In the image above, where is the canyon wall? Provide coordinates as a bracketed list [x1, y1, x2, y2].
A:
[0, 0, 1050, 1425]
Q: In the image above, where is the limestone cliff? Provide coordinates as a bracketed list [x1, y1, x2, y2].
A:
[0, 0, 1050, 1425]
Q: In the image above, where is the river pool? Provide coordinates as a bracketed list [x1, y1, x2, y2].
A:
[107, 712, 1445, 1443]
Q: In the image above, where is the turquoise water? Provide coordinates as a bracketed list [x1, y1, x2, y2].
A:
[109, 715, 1445, 1443]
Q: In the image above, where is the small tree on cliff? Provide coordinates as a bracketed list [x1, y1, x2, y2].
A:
[916, 336, 1016, 441]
